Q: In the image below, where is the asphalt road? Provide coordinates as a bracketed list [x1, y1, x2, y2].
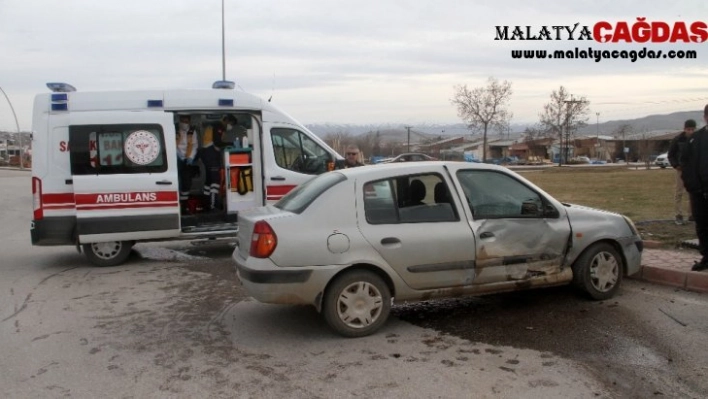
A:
[1, 168, 706, 398]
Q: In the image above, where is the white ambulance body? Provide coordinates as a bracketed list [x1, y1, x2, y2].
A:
[31, 82, 343, 266]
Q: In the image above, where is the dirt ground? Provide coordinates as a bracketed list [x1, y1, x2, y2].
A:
[635, 219, 697, 249]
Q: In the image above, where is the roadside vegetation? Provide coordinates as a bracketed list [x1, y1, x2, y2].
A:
[520, 165, 695, 248]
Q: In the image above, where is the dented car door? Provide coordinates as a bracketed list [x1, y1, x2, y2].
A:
[454, 168, 572, 285]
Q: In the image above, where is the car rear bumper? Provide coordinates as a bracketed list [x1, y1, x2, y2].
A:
[233, 247, 343, 306]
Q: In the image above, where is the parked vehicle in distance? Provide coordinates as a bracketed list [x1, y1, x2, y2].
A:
[464, 153, 481, 163]
[379, 153, 437, 163]
[572, 156, 591, 164]
[233, 161, 643, 337]
[654, 153, 670, 168]
[485, 156, 519, 165]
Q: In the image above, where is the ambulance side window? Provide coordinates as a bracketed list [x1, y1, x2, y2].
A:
[271, 128, 330, 175]
[69, 124, 168, 175]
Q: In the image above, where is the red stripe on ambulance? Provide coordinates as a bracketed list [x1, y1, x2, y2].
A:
[266, 185, 296, 201]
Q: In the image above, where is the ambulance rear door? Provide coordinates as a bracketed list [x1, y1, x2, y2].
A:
[68, 112, 181, 243]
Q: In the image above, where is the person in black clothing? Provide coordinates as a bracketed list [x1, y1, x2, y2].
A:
[668, 121, 695, 224]
[679, 107, 708, 271]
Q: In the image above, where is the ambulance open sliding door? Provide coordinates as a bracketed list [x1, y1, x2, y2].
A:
[68, 113, 180, 243]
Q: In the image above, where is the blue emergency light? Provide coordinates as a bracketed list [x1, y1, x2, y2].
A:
[46, 82, 77, 92]
[147, 100, 163, 108]
[218, 99, 234, 106]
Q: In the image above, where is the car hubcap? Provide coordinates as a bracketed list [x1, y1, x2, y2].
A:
[336, 281, 383, 329]
[589, 251, 619, 292]
[91, 242, 122, 260]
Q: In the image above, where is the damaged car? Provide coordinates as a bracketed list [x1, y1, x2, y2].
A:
[233, 162, 643, 337]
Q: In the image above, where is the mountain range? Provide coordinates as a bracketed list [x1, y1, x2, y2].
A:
[305, 111, 705, 141]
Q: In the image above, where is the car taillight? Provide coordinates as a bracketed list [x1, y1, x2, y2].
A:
[32, 177, 43, 220]
[250, 221, 277, 258]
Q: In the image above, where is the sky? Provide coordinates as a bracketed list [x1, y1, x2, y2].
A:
[1, 0, 707, 131]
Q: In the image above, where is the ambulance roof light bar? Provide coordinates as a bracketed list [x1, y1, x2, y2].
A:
[46, 82, 77, 93]
[212, 80, 235, 90]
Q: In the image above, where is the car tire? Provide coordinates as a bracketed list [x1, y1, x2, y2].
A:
[572, 242, 623, 300]
[323, 270, 391, 338]
[83, 241, 134, 267]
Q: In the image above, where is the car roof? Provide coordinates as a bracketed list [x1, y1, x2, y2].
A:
[338, 160, 505, 179]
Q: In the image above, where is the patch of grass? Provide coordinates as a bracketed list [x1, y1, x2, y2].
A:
[518, 166, 695, 248]
[520, 166, 678, 221]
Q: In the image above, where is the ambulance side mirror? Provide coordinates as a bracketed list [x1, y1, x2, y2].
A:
[332, 159, 346, 170]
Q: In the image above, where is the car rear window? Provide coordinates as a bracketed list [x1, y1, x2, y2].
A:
[274, 172, 346, 214]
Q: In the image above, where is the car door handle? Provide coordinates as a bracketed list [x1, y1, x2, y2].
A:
[65, 179, 73, 185]
[480, 232, 494, 239]
[270, 176, 286, 181]
[381, 237, 400, 245]
[155, 180, 173, 185]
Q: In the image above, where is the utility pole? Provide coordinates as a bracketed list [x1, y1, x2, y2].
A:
[595, 112, 600, 159]
[564, 96, 584, 163]
[221, 0, 226, 81]
[404, 125, 412, 153]
[0, 85, 23, 170]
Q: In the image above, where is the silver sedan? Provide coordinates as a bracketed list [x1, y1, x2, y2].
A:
[233, 162, 643, 337]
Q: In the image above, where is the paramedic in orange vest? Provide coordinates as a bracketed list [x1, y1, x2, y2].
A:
[200, 115, 232, 210]
[176, 115, 199, 209]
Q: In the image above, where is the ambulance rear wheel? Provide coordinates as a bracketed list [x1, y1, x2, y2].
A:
[83, 241, 134, 267]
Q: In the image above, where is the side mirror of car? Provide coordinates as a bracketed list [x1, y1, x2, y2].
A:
[543, 202, 560, 218]
[520, 199, 541, 216]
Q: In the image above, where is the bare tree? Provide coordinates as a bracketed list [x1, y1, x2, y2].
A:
[322, 130, 353, 155]
[522, 124, 552, 159]
[538, 86, 590, 165]
[353, 131, 382, 161]
[451, 77, 513, 162]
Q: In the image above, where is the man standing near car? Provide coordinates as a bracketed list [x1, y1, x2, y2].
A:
[679, 109, 708, 271]
[668, 119, 696, 225]
[343, 145, 364, 168]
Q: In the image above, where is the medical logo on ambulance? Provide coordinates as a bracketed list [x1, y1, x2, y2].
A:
[124, 130, 161, 165]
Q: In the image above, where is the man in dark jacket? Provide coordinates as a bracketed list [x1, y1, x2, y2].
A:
[679, 106, 708, 271]
[668, 121, 695, 224]
[343, 145, 365, 168]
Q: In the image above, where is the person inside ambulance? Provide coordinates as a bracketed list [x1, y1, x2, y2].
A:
[176, 115, 199, 211]
[199, 115, 233, 211]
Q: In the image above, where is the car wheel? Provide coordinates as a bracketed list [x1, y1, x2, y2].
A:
[323, 270, 391, 338]
[572, 242, 623, 300]
[83, 241, 134, 267]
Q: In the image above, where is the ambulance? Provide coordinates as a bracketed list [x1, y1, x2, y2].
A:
[30, 81, 344, 266]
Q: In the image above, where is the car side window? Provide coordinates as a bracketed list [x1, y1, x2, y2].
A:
[456, 169, 551, 219]
[69, 124, 167, 175]
[364, 173, 458, 224]
[271, 128, 330, 175]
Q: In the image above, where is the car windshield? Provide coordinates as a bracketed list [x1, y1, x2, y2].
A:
[274, 172, 346, 214]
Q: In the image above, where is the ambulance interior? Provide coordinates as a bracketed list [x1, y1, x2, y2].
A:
[174, 112, 258, 232]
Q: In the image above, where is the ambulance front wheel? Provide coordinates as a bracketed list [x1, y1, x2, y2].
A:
[83, 241, 134, 267]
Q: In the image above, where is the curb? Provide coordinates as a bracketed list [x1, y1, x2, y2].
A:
[0, 167, 30, 172]
[630, 265, 708, 294]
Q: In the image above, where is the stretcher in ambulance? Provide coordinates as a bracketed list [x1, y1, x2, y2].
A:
[30, 81, 344, 266]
